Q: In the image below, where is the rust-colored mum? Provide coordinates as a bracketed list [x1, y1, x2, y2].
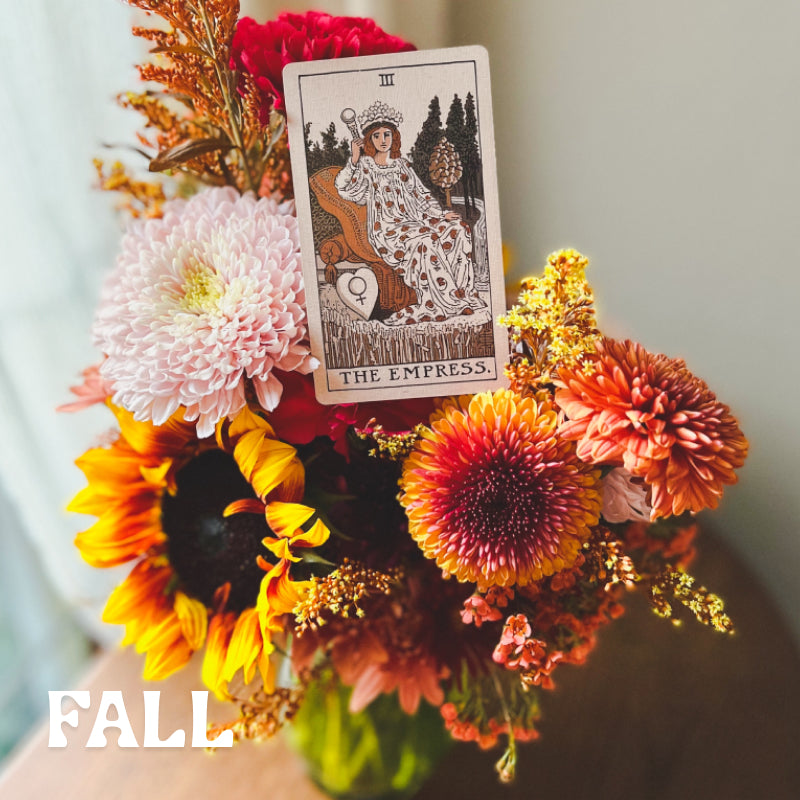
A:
[555, 338, 748, 518]
[399, 390, 602, 589]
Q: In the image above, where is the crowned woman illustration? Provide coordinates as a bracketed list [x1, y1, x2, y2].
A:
[334, 100, 485, 325]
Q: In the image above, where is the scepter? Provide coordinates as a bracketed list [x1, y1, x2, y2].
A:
[340, 108, 360, 140]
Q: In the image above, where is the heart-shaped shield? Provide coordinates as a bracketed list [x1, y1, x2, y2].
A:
[335, 268, 379, 319]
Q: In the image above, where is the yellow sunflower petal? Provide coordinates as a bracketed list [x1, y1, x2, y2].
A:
[68, 484, 117, 516]
[275, 458, 305, 502]
[257, 562, 311, 636]
[120, 616, 157, 648]
[235, 436, 300, 501]
[263, 537, 297, 562]
[174, 591, 208, 651]
[265, 502, 315, 538]
[290, 518, 330, 550]
[227, 404, 276, 440]
[139, 459, 173, 487]
[142, 637, 193, 681]
[71, 446, 152, 500]
[202, 612, 236, 700]
[109, 402, 197, 456]
[258, 648, 276, 694]
[221, 608, 272, 686]
[75, 509, 166, 568]
[112, 604, 168, 647]
[134, 610, 184, 653]
[80, 520, 163, 563]
[233, 429, 268, 479]
[102, 559, 171, 624]
[223, 498, 266, 517]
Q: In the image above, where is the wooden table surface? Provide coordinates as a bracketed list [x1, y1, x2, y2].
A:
[2, 532, 799, 800]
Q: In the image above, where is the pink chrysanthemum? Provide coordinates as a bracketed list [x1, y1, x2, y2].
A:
[555, 338, 748, 518]
[399, 390, 602, 589]
[93, 187, 316, 437]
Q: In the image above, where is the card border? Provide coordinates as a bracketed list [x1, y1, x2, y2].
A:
[284, 46, 508, 404]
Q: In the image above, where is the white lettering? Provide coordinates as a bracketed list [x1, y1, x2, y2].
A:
[48, 690, 90, 748]
[191, 691, 233, 748]
[86, 691, 139, 748]
[143, 691, 185, 747]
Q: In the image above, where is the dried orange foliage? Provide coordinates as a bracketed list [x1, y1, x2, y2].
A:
[118, 0, 285, 193]
[260, 130, 294, 200]
[207, 673, 314, 746]
[294, 559, 401, 634]
[580, 533, 639, 589]
[93, 159, 166, 218]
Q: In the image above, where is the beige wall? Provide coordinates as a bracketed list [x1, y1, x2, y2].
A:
[451, 0, 800, 641]
[246, 0, 800, 642]
[241, 0, 448, 48]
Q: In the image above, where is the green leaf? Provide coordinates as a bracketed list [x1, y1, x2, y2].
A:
[300, 551, 337, 567]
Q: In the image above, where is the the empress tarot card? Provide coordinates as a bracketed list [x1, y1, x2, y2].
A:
[284, 46, 508, 404]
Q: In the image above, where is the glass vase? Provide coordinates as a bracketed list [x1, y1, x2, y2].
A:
[286, 675, 452, 800]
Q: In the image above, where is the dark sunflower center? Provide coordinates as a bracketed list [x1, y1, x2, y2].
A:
[450, 457, 546, 546]
[162, 449, 270, 613]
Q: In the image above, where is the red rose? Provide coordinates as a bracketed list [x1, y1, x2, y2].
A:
[269, 371, 434, 458]
[231, 12, 415, 122]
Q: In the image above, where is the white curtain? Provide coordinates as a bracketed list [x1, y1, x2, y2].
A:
[0, 486, 90, 758]
[0, 1, 144, 642]
[0, 0, 446, 760]
[0, 6, 153, 758]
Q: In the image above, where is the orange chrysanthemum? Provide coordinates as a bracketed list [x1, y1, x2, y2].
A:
[71, 403, 329, 695]
[555, 338, 748, 518]
[399, 390, 602, 589]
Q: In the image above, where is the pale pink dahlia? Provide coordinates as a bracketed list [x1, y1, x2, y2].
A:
[601, 467, 651, 524]
[93, 187, 316, 437]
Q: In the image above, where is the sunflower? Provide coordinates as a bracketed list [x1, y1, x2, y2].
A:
[70, 403, 329, 696]
[399, 390, 602, 589]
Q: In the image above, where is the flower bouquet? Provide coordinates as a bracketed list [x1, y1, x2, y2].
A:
[63, 2, 748, 797]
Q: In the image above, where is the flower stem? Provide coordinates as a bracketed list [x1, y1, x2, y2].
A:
[490, 670, 517, 784]
[194, 0, 256, 192]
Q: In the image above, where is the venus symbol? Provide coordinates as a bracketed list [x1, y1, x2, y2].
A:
[348, 275, 368, 306]
[335, 267, 379, 319]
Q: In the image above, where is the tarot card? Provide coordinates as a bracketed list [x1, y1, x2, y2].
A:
[284, 46, 508, 404]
